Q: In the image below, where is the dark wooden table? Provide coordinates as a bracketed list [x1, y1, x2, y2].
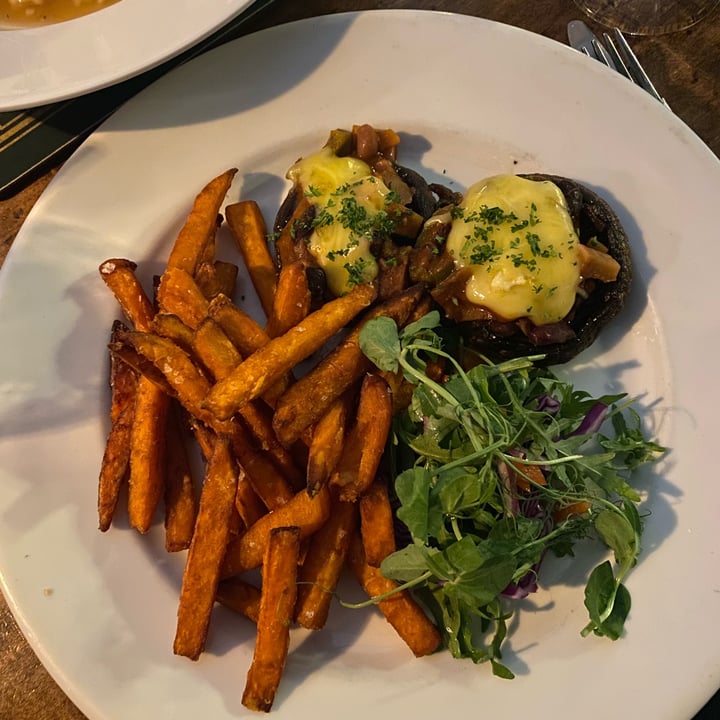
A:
[1, 1, 719, 718]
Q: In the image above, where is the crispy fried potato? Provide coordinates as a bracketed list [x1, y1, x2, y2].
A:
[198, 212, 223, 267]
[114, 330, 299, 509]
[359, 480, 396, 567]
[225, 200, 277, 318]
[329, 373, 392, 502]
[347, 533, 441, 658]
[99, 259, 155, 332]
[203, 283, 376, 420]
[190, 320, 304, 491]
[216, 577, 262, 624]
[164, 405, 198, 552]
[295, 497, 357, 630]
[166, 168, 237, 276]
[98, 264, 168, 534]
[272, 284, 423, 446]
[306, 391, 353, 497]
[206, 293, 292, 406]
[221, 486, 330, 578]
[229, 421, 295, 511]
[188, 416, 216, 462]
[152, 313, 195, 352]
[212, 261, 240, 297]
[195, 260, 238, 300]
[127, 377, 169, 533]
[242, 526, 300, 712]
[98, 322, 138, 531]
[113, 330, 216, 428]
[265, 260, 311, 339]
[156, 266, 210, 330]
[235, 466, 267, 530]
[191, 316, 242, 381]
[207, 293, 271, 358]
[174, 436, 238, 660]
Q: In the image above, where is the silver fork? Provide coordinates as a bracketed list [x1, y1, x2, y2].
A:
[567, 20, 670, 109]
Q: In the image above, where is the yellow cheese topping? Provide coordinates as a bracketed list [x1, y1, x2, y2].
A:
[287, 147, 397, 296]
[445, 175, 581, 325]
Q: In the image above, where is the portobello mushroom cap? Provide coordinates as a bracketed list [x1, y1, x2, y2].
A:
[455, 173, 632, 365]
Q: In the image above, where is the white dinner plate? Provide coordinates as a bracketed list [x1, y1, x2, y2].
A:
[1, 10, 719, 720]
[0, 0, 255, 110]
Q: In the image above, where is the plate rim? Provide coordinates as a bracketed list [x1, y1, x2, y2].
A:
[0, 0, 256, 110]
[1, 9, 720, 720]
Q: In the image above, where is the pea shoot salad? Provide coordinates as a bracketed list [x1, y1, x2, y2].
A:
[357, 311, 665, 678]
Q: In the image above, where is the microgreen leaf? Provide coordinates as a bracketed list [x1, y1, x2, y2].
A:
[358, 316, 400, 372]
[582, 560, 631, 640]
[357, 312, 664, 674]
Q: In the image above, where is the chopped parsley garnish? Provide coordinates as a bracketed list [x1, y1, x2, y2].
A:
[470, 241, 503, 265]
[344, 256, 372, 287]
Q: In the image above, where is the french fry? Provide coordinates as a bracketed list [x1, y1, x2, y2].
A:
[112, 330, 216, 428]
[295, 497, 357, 630]
[207, 293, 272, 358]
[191, 316, 243, 381]
[197, 212, 223, 267]
[127, 377, 169, 533]
[216, 577, 262, 623]
[329, 373, 393, 502]
[306, 391, 353, 497]
[242, 526, 300, 713]
[98, 261, 169, 535]
[272, 284, 423, 446]
[359, 480, 396, 567]
[221, 486, 330, 578]
[203, 283, 376, 420]
[152, 313, 195, 352]
[208, 293, 291, 406]
[113, 330, 298, 510]
[235, 466, 267, 530]
[164, 405, 198, 552]
[174, 436, 239, 660]
[96, 158, 455, 707]
[347, 532, 441, 658]
[191, 318, 304, 490]
[238, 408, 305, 492]
[195, 260, 238, 300]
[97, 405, 134, 530]
[166, 168, 237, 276]
[156, 266, 210, 329]
[225, 200, 277, 318]
[98, 322, 138, 531]
[99, 259, 155, 331]
[188, 416, 216, 462]
[265, 260, 311, 338]
[229, 422, 295, 511]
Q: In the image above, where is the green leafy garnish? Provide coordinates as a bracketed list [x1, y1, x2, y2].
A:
[358, 313, 665, 675]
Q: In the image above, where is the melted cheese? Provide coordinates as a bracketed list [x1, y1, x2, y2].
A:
[445, 175, 581, 325]
[287, 147, 393, 296]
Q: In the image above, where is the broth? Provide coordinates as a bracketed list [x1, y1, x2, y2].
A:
[0, 0, 121, 28]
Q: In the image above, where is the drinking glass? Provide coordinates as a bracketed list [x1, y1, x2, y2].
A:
[573, 0, 720, 35]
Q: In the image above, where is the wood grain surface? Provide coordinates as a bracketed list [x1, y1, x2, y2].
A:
[1, 1, 718, 718]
